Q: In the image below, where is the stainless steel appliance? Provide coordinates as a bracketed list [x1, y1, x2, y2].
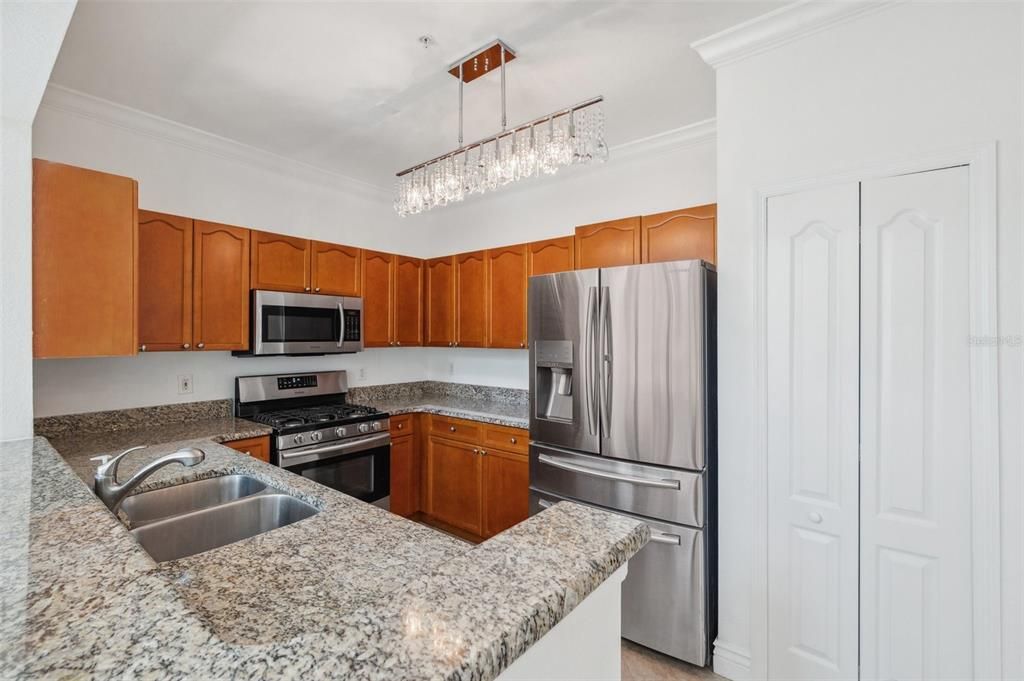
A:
[527, 260, 716, 666]
[240, 290, 363, 356]
[235, 370, 391, 508]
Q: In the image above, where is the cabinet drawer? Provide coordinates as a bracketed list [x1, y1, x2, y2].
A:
[428, 415, 481, 444]
[223, 435, 270, 463]
[482, 424, 528, 454]
[390, 413, 415, 436]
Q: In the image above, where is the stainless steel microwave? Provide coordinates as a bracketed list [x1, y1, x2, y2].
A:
[244, 290, 362, 356]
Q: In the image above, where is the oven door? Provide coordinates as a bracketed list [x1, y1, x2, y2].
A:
[252, 290, 363, 355]
[277, 432, 390, 506]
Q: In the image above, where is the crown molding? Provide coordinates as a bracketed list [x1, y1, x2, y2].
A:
[38, 84, 392, 202]
[611, 117, 715, 161]
[691, 0, 899, 69]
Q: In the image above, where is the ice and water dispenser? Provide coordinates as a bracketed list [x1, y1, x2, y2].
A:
[534, 340, 574, 422]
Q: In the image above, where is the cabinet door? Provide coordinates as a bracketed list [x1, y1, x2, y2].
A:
[390, 434, 419, 517]
[32, 160, 138, 358]
[138, 210, 193, 352]
[250, 230, 311, 292]
[425, 256, 456, 347]
[641, 204, 717, 264]
[574, 216, 641, 269]
[311, 241, 360, 296]
[223, 435, 270, 463]
[394, 256, 423, 347]
[426, 436, 482, 535]
[361, 249, 395, 347]
[481, 448, 529, 537]
[486, 244, 527, 348]
[193, 220, 251, 351]
[455, 250, 487, 347]
[527, 236, 575, 275]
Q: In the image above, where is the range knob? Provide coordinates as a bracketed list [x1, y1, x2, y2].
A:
[371, 421, 382, 432]
[335, 426, 348, 438]
[293, 434, 306, 445]
[358, 423, 370, 434]
[310, 431, 323, 442]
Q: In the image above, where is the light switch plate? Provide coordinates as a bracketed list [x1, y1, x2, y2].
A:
[178, 374, 193, 395]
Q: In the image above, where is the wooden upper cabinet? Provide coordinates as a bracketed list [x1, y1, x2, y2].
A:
[32, 160, 138, 358]
[311, 241, 361, 296]
[250, 230, 310, 292]
[486, 245, 527, 348]
[641, 203, 717, 265]
[138, 210, 193, 352]
[527, 236, 575, 276]
[193, 220, 250, 351]
[455, 251, 487, 348]
[361, 249, 395, 347]
[574, 216, 642, 269]
[393, 256, 423, 347]
[425, 256, 456, 347]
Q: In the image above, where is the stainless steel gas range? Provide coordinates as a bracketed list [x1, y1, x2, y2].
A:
[235, 370, 391, 509]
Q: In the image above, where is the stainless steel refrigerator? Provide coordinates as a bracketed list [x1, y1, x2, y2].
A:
[527, 259, 716, 666]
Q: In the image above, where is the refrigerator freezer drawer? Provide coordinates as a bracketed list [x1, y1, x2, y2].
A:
[530, 489, 710, 666]
[530, 443, 704, 528]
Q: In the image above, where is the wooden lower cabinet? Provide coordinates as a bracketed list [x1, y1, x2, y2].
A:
[481, 448, 529, 537]
[426, 436, 483, 535]
[223, 435, 271, 463]
[390, 434, 419, 517]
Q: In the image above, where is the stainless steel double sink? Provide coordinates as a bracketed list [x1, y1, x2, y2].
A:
[120, 474, 318, 563]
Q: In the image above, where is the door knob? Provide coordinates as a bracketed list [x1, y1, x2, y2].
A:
[808, 512, 823, 524]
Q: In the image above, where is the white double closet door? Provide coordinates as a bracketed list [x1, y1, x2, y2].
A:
[767, 166, 974, 680]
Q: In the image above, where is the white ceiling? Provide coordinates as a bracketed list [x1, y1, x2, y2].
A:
[50, 0, 777, 190]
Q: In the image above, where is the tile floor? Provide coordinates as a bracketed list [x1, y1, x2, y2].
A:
[621, 640, 725, 681]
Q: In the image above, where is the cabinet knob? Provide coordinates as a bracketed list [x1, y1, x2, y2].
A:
[510, 437, 517, 444]
[315, 287, 321, 293]
[139, 344, 147, 352]
[244, 451, 251, 457]
[808, 512, 823, 524]
[449, 426, 456, 432]
[448, 342, 453, 347]
[520, 342, 525, 348]
[197, 342, 205, 349]
[480, 450, 487, 456]
[397, 423, 404, 430]
[472, 448, 479, 454]
[396, 341, 402, 346]
[183, 343, 190, 349]
[304, 287, 311, 292]
[454, 342, 459, 347]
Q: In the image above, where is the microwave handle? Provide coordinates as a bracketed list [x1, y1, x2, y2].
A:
[337, 301, 345, 347]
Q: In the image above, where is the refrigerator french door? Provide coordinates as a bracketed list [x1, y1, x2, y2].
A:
[528, 259, 716, 666]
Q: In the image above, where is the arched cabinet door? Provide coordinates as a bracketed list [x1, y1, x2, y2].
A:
[455, 250, 487, 348]
[138, 210, 193, 351]
[641, 204, 717, 265]
[425, 256, 455, 347]
[360, 249, 394, 347]
[250, 230, 310, 292]
[311, 241, 360, 296]
[574, 216, 641, 269]
[527, 236, 575, 276]
[193, 220, 250, 351]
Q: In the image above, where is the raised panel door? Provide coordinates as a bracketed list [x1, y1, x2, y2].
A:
[486, 244, 527, 348]
[641, 204, 717, 264]
[193, 220, 250, 351]
[527, 236, 575, 275]
[860, 167, 973, 681]
[390, 435, 419, 517]
[223, 436, 270, 463]
[766, 183, 860, 681]
[426, 436, 482, 535]
[360, 249, 395, 347]
[456, 251, 487, 347]
[481, 448, 529, 537]
[250, 230, 310, 292]
[311, 241, 360, 296]
[574, 216, 641, 269]
[425, 256, 455, 347]
[138, 210, 193, 352]
[394, 256, 423, 346]
[32, 160, 138, 358]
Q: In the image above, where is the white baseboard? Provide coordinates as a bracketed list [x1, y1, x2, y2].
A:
[713, 639, 754, 681]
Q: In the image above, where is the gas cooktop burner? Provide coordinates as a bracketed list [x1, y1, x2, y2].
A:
[250, 404, 385, 430]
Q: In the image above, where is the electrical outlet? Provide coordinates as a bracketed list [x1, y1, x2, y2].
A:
[448, 361, 455, 376]
[178, 374, 193, 395]
[358, 367, 367, 381]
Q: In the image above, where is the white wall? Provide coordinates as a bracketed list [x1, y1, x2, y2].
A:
[0, 1, 76, 441]
[31, 93, 712, 417]
[708, 2, 1023, 678]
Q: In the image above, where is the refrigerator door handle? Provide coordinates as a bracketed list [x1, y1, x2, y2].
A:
[584, 286, 599, 436]
[599, 286, 612, 438]
[537, 453, 681, 489]
[650, 531, 683, 545]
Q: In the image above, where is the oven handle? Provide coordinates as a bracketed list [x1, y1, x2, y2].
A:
[280, 432, 390, 461]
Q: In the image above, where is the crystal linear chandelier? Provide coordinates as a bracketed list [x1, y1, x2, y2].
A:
[394, 39, 607, 216]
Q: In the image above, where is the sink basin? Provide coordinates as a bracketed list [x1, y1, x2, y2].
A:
[121, 474, 270, 526]
[130, 494, 318, 563]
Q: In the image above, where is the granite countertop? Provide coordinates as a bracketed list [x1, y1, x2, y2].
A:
[1, 435, 647, 679]
[366, 396, 529, 429]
